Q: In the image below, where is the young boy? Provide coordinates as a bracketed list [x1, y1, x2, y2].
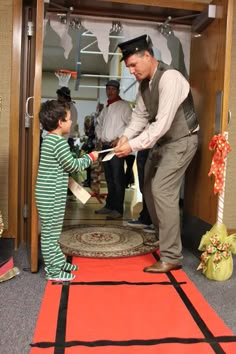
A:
[35, 100, 98, 281]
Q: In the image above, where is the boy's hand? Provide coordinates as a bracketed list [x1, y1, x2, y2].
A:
[90, 151, 99, 161]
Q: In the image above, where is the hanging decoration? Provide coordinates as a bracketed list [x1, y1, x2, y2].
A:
[50, 19, 73, 59]
[208, 133, 231, 194]
[75, 28, 82, 91]
[81, 19, 112, 63]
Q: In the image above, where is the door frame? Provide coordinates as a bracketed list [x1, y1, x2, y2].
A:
[9, 0, 43, 271]
[183, 0, 234, 248]
[30, 0, 44, 272]
[10, 0, 233, 268]
[8, 0, 23, 244]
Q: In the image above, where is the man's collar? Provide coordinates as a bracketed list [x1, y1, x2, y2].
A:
[149, 63, 158, 84]
[106, 96, 122, 106]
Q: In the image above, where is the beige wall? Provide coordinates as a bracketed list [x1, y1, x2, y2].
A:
[184, 0, 210, 3]
[224, 3, 236, 229]
[0, 0, 13, 230]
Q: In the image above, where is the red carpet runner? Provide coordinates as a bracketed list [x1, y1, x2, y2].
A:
[30, 253, 236, 353]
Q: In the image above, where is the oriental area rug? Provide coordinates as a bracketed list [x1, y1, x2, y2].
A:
[59, 224, 158, 258]
[30, 253, 236, 354]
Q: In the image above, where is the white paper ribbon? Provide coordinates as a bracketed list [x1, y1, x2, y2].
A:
[98, 148, 114, 154]
[102, 151, 115, 162]
[68, 177, 91, 204]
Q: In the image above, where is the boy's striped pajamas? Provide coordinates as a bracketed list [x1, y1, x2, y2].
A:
[35, 133, 92, 278]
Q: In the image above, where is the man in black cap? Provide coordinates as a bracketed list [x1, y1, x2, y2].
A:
[95, 79, 132, 219]
[115, 34, 199, 273]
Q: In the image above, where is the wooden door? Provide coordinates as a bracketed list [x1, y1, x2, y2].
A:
[19, 0, 44, 272]
[184, 0, 233, 240]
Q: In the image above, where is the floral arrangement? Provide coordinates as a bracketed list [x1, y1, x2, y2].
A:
[197, 133, 236, 281]
[197, 223, 236, 281]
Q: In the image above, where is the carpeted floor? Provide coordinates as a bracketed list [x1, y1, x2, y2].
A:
[1, 240, 236, 354]
[30, 253, 236, 354]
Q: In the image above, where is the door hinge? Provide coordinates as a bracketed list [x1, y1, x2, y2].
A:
[23, 204, 29, 219]
[228, 110, 232, 125]
[27, 21, 34, 37]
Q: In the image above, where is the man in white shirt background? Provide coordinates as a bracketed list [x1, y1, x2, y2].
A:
[95, 80, 132, 220]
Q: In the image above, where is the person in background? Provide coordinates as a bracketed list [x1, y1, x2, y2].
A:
[115, 34, 199, 273]
[127, 149, 154, 232]
[35, 100, 98, 281]
[56, 86, 79, 144]
[81, 115, 96, 187]
[124, 153, 135, 188]
[57, 86, 80, 197]
[95, 80, 132, 220]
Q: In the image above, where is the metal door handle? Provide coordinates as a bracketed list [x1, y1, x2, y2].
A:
[26, 96, 34, 117]
[25, 96, 34, 128]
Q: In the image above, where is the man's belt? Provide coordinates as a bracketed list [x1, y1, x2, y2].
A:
[102, 142, 112, 148]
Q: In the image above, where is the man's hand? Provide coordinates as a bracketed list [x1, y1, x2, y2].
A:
[114, 141, 132, 157]
[116, 136, 128, 147]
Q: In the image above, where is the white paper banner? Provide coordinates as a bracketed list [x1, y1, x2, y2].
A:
[50, 20, 73, 60]
[81, 19, 111, 63]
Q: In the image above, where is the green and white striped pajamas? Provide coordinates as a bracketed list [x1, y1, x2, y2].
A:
[35, 133, 92, 278]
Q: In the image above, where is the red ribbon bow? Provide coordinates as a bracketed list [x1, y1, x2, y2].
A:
[208, 133, 231, 194]
[197, 235, 232, 272]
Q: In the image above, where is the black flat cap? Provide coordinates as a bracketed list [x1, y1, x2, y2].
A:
[106, 80, 120, 89]
[118, 34, 153, 61]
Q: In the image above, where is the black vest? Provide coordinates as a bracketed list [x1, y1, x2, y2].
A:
[140, 61, 198, 144]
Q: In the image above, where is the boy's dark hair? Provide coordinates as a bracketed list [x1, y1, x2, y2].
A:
[39, 100, 70, 131]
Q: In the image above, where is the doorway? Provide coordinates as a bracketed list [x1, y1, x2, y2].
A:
[41, 13, 194, 232]
[15, 0, 233, 271]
